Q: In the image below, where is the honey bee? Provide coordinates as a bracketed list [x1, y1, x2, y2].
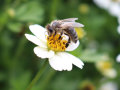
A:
[46, 18, 84, 47]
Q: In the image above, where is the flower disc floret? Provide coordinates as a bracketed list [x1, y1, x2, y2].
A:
[47, 34, 68, 52]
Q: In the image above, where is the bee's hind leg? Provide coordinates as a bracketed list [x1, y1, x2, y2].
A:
[53, 30, 57, 37]
[58, 31, 63, 40]
[66, 37, 70, 48]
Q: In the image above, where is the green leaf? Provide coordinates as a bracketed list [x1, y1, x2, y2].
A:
[79, 49, 109, 63]
[69, 45, 82, 57]
[15, 1, 44, 23]
[0, 72, 6, 81]
[7, 22, 22, 33]
[10, 71, 31, 90]
[0, 12, 9, 30]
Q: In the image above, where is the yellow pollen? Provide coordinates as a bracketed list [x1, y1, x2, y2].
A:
[47, 34, 68, 52]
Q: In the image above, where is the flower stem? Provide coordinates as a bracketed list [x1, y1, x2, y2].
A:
[40, 70, 56, 90]
[11, 36, 27, 70]
[27, 61, 48, 90]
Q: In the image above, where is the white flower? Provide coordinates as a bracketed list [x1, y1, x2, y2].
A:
[102, 68, 117, 78]
[95, 60, 117, 78]
[93, 0, 111, 9]
[108, 2, 120, 17]
[118, 16, 120, 24]
[117, 25, 120, 34]
[116, 54, 120, 62]
[25, 24, 84, 71]
[94, 0, 120, 17]
[99, 82, 118, 90]
[94, 0, 120, 34]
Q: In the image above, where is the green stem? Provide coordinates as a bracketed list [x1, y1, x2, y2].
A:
[12, 36, 27, 69]
[40, 70, 56, 90]
[27, 61, 48, 90]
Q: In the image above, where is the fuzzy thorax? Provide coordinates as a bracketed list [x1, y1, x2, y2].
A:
[47, 34, 68, 52]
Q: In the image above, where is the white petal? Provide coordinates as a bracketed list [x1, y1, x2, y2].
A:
[34, 46, 54, 59]
[49, 52, 72, 71]
[103, 69, 117, 78]
[62, 34, 69, 41]
[93, 0, 111, 9]
[66, 40, 80, 51]
[108, 3, 120, 17]
[25, 34, 47, 48]
[116, 54, 120, 63]
[118, 16, 120, 24]
[66, 53, 84, 69]
[29, 24, 47, 42]
[117, 26, 120, 34]
[100, 82, 118, 90]
[49, 52, 84, 71]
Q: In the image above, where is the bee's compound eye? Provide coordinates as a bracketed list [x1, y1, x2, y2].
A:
[48, 27, 53, 33]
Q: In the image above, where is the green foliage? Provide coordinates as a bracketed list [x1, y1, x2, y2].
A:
[10, 71, 31, 90]
[15, 1, 44, 23]
[80, 49, 109, 63]
[7, 22, 23, 33]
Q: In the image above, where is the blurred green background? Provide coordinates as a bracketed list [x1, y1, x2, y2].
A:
[0, 0, 120, 90]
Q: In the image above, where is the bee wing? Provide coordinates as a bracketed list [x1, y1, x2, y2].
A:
[61, 22, 84, 28]
[61, 18, 78, 22]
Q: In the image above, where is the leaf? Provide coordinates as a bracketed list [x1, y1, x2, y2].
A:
[0, 72, 6, 81]
[0, 12, 9, 30]
[10, 71, 31, 90]
[79, 49, 109, 63]
[15, 1, 44, 23]
[7, 22, 22, 33]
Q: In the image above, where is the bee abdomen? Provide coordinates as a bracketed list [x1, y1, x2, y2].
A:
[66, 27, 78, 43]
[74, 34, 78, 43]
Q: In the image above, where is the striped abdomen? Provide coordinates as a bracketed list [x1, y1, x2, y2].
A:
[64, 27, 78, 43]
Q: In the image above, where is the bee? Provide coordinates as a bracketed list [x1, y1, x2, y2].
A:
[46, 18, 84, 47]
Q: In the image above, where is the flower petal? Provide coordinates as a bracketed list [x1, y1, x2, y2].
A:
[93, 0, 111, 9]
[66, 40, 80, 51]
[49, 52, 72, 71]
[108, 3, 120, 17]
[103, 69, 117, 78]
[100, 82, 118, 90]
[29, 24, 47, 42]
[66, 53, 84, 69]
[117, 26, 120, 34]
[118, 16, 120, 24]
[49, 52, 84, 71]
[25, 34, 47, 48]
[34, 46, 54, 59]
[116, 54, 120, 63]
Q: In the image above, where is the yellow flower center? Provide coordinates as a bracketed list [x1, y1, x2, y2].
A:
[102, 61, 112, 70]
[47, 34, 68, 52]
[97, 61, 112, 71]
